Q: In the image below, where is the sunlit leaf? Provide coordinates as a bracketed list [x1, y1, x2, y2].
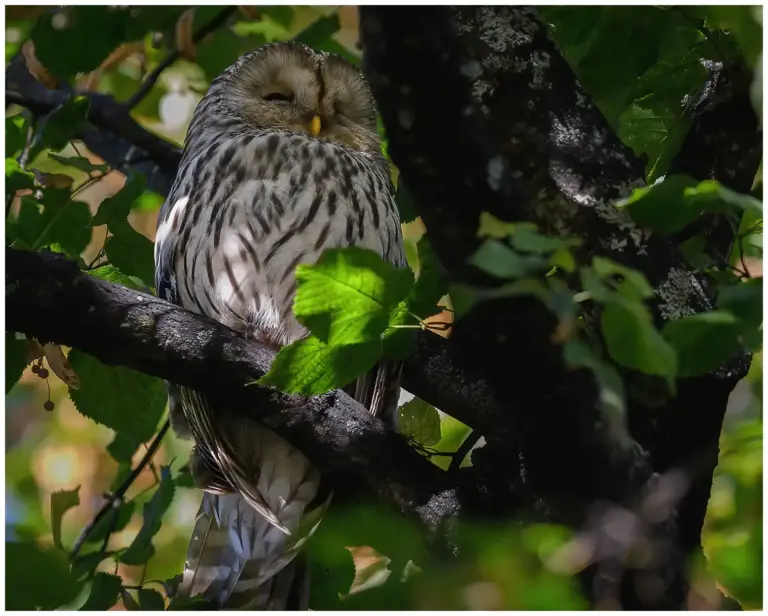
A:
[398, 397, 441, 447]
[259, 335, 381, 395]
[294, 247, 413, 347]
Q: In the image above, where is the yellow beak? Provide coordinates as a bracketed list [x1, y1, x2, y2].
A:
[310, 115, 321, 137]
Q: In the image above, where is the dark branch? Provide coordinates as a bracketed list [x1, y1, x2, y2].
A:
[6, 247, 461, 549]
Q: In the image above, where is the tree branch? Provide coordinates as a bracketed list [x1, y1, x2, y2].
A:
[6, 247, 462, 551]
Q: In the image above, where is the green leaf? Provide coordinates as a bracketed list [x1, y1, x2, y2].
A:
[259, 336, 381, 395]
[621, 174, 701, 234]
[623, 175, 763, 235]
[47, 153, 109, 174]
[663, 311, 743, 377]
[33, 96, 90, 156]
[107, 430, 139, 463]
[6, 332, 30, 393]
[5, 541, 83, 610]
[6, 158, 35, 195]
[105, 224, 156, 288]
[6, 114, 27, 158]
[89, 264, 145, 292]
[92, 173, 147, 229]
[408, 236, 447, 318]
[601, 299, 677, 381]
[9, 191, 92, 257]
[31, 7, 161, 80]
[51, 486, 80, 551]
[591, 256, 655, 300]
[294, 247, 414, 347]
[469, 239, 547, 278]
[71, 551, 116, 580]
[509, 227, 577, 253]
[120, 466, 175, 565]
[79, 573, 123, 610]
[397, 397, 441, 447]
[686, 179, 763, 217]
[476, 211, 518, 239]
[394, 181, 418, 224]
[138, 588, 166, 610]
[382, 301, 417, 361]
[68, 350, 167, 444]
[679, 234, 715, 270]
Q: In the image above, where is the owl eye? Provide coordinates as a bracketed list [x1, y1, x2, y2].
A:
[264, 92, 294, 103]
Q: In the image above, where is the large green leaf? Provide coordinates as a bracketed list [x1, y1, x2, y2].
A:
[6, 158, 35, 195]
[31, 7, 184, 80]
[259, 335, 381, 395]
[625, 176, 763, 235]
[68, 350, 167, 444]
[294, 247, 414, 347]
[9, 191, 92, 257]
[601, 299, 677, 381]
[104, 224, 156, 288]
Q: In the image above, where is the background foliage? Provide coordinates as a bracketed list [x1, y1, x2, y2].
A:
[5, 5, 762, 610]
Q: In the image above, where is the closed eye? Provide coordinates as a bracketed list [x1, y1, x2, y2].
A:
[264, 92, 293, 102]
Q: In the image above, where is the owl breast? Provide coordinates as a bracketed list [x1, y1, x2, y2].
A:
[156, 131, 402, 348]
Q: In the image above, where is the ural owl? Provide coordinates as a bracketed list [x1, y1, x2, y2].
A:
[154, 41, 404, 609]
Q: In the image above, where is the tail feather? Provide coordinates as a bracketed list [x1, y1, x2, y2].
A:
[179, 490, 328, 608]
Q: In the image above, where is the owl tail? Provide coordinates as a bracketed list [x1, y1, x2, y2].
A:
[177, 489, 328, 609]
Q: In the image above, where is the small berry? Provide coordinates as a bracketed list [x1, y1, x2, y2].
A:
[38, 368, 49, 379]
[43, 400, 54, 412]
[31, 364, 40, 374]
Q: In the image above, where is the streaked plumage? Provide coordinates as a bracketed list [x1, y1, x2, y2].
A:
[154, 41, 404, 609]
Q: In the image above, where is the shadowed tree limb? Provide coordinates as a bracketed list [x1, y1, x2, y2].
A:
[6, 246, 463, 556]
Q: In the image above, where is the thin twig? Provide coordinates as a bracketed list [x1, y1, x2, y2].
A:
[126, 6, 238, 110]
[70, 419, 171, 561]
[449, 430, 482, 473]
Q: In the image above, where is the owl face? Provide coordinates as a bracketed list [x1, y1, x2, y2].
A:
[222, 42, 381, 153]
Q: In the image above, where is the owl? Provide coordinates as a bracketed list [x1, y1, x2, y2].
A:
[154, 42, 405, 609]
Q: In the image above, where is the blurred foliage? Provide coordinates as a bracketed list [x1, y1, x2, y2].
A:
[4, 5, 763, 611]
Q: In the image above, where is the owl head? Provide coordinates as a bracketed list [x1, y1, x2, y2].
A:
[212, 41, 381, 153]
